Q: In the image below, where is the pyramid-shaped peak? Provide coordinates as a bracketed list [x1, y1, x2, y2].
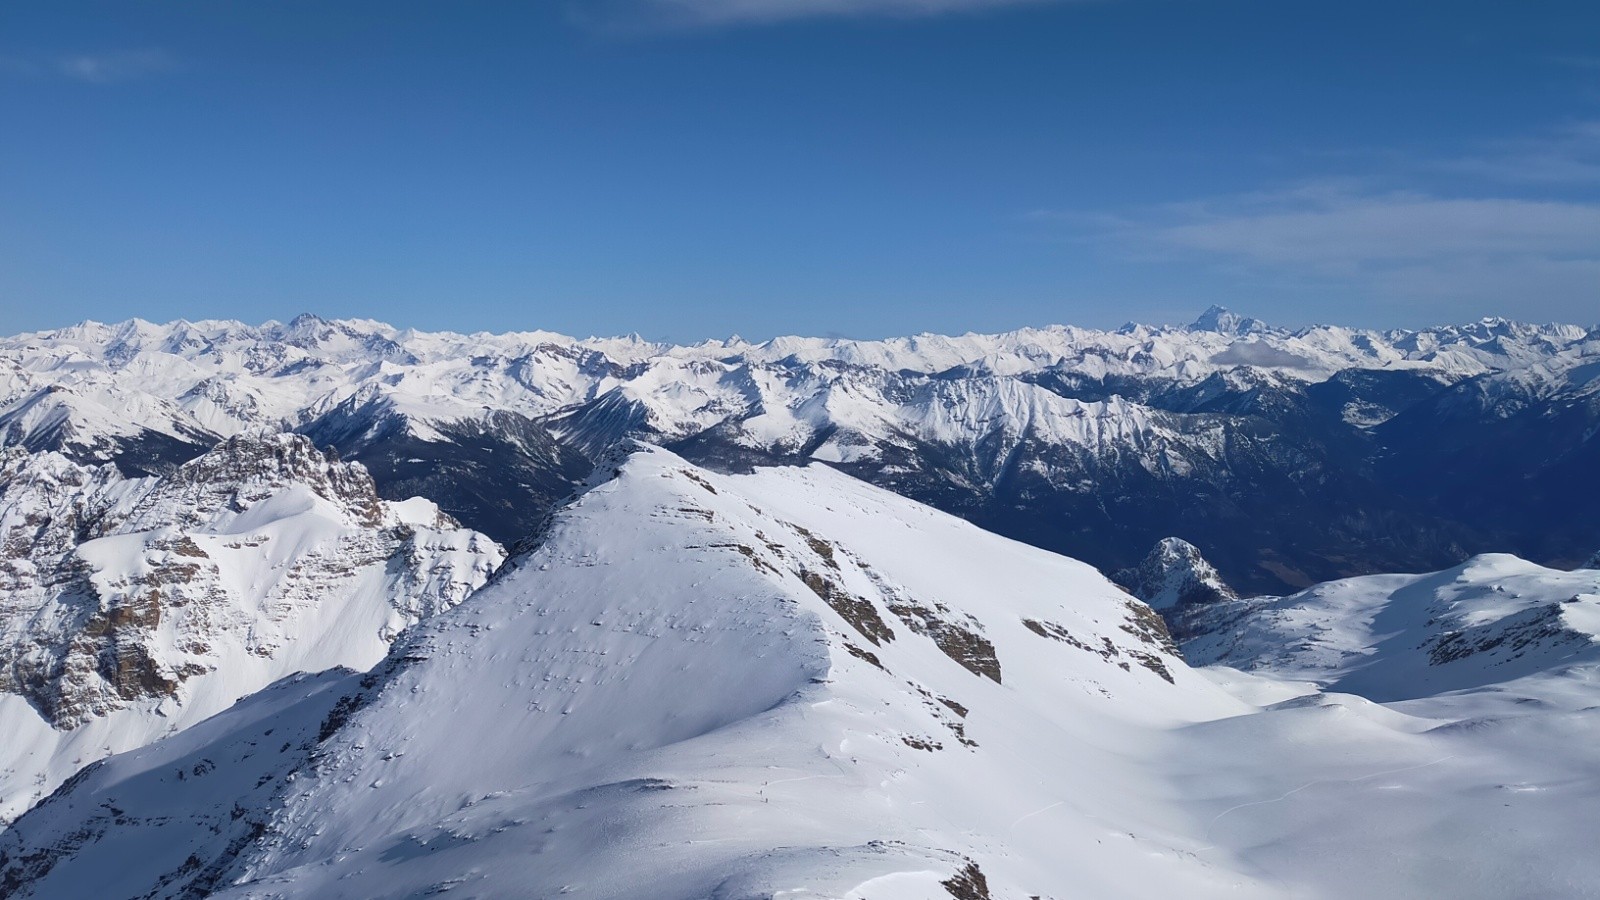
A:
[1116, 536, 1238, 610]
[1190, 305, 1269, 336]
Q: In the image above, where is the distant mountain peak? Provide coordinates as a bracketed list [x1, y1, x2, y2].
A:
[1190, 305, 1269, 336]
[1116, 537, 1238, 610]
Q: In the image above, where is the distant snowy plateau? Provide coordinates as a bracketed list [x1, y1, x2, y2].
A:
[1, 309, 1598, 898]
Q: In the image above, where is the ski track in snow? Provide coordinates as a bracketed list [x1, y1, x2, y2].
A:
[1006, 800, 1066, 831]
[1195, 755, 1459, 852]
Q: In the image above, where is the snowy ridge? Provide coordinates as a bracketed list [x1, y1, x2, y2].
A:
[0, 433, 502, 825]
[6, 451, 1600, 898]
[0, 447, 1260, 899]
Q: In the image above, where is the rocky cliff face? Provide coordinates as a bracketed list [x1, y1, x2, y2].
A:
[119, 432, 389, 533]
[0, 432, 502, 825]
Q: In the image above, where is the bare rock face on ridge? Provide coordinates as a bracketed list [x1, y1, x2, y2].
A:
[0, 431, 502, 826]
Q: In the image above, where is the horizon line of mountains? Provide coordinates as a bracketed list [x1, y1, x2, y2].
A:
[4, 304, 1596, 596]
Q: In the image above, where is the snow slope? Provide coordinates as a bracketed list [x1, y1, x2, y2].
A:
[1163, 555, 1600, 897]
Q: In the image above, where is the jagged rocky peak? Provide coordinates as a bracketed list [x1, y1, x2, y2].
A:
[1582, 550, 1600, 570]
[274, 312, 339, 348]
[125, 431, 390, 532]
[1116, 536, 1239, 610]
[0, 432, 502, 825]
[0, 449, 135, 564]
[0, 431, 495, 730]
[1189, 304, 1270, 336]
[178, 430, 364, 493]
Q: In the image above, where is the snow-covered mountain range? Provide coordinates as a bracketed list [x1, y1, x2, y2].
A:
[4, 447, 1599, 899]
[3, 308, 1596, 595]
[2, 310, 1600, 898]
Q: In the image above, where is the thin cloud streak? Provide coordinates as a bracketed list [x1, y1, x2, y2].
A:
[56, 49, 176, 83]
[581, 0, 1068, 29]
[0, 49, 177, 83]
[1434, 121, 1600, 185]
[1039, 180, 1600, 315]
[1154, 194, 1600, 266]
[1024, 118, 1600, 316]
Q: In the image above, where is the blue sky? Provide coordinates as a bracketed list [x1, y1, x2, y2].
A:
[2, 0, 1597, 340]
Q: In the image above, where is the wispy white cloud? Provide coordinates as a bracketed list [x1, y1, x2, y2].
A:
[1434, 121, 1600, 185]
[1550, 55, 1600, 71]
[1042, 178, 1600, 312]
[56, 49, 176, 83]
[579, 0, 1066, 29]
[0, 49, 176, 84]
[1024, 117, 1600, 315]
[1369, 255, 1600, 308]
[1153, 192, 1600, 267]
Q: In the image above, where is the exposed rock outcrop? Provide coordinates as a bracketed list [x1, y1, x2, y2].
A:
[1115, 537, 1239, 610]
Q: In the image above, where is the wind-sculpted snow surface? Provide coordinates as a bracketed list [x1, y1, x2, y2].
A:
[0, 433, 502, 826]
[6, 450, 1600, 898]
[2, 308, 1597, 592]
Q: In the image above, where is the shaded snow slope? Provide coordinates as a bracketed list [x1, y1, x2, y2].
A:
[1164, 556, 1600, 897]
[1166, 663, 1600, 899]
[1182, 553, 1600, 701]
[0, 433, 502, 826]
